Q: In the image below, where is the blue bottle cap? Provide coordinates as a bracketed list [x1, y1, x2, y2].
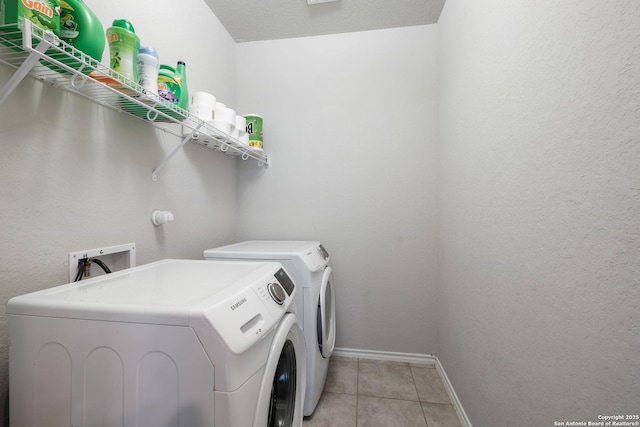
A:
[139, 46, 158, 59]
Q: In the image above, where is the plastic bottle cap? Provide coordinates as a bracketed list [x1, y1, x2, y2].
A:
[178, 61, 186, 66]
[112, 19, 136, 33]
[139, 46, 158, 58]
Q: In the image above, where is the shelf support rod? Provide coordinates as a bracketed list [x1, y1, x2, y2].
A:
[259, 154, 271, 167]
[152, 123, 204, 181]
[0, 29, 52, 104]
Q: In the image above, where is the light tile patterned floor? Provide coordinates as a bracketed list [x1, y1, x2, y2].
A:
[303, 356, 464, 427]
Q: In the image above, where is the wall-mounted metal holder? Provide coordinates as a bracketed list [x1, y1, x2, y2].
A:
[152, 122, 204, 181]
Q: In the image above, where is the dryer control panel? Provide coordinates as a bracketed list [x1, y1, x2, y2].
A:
[203, 240, 331, 273]
[299, 244, 330, 272]
[275, 268, 295, 295]
[318, 244, 330, 260]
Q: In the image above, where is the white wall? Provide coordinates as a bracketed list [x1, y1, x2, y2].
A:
[235, 26, 439, 354]
[0, 0, 238, 422]
[437, 0, 640, 425]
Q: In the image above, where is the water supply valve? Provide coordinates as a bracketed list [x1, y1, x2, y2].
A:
[151, 209, 174, 226]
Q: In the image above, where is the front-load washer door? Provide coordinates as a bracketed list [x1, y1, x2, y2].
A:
[254, 313, 306, 427]
[317, 267, 336, 359]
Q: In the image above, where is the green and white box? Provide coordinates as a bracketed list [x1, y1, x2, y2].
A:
[1, 0, 61, 34]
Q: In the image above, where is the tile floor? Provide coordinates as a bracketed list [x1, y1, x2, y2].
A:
[303, 356, 464, 427]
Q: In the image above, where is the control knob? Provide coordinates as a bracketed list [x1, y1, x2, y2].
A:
[267, 282, 287, 305]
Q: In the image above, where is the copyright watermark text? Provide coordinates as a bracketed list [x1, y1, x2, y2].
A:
[554, 415, 640, 426]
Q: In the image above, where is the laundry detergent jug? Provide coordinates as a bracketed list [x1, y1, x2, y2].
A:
[157, 61, 188, 119]
[106, 19, 140, 84]
[59, 0, 104, 62]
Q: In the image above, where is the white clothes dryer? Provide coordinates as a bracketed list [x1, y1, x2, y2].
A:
[8, 259, 306, 427]
[204, 240, 336, 416]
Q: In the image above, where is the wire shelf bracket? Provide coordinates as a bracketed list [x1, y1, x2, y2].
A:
[152, 123, 204, 181]
[0, 23, 53, 104]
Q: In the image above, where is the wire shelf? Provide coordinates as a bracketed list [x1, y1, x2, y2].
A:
[0, 20, 269, 178]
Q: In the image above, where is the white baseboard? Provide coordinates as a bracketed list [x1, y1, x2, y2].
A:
[333, 347, 436, 365]
[332, 348, 471, 427]
[435, 357, 473, 427]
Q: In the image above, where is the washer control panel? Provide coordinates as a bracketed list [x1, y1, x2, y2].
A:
[203, 262, 296, 354]
[266, 267, 295, 305]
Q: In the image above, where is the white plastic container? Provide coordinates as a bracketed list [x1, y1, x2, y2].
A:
[137, 46, 159, 97]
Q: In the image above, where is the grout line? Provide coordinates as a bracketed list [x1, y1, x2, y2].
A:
[329, 350, 470, 427]
[354, 358, 359, 427]
[409, 364, 431, 427]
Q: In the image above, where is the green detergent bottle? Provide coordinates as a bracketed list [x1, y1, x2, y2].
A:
[175, 60, 188, 111]
[42, 0, 105, 74]
[157, 61, 188, 119]
[59, 0, 104, 62]
[157, 64, 180, 104]
[106, 19, 140, 84]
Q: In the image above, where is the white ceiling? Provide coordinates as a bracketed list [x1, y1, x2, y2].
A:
[203, 0, 446, 43]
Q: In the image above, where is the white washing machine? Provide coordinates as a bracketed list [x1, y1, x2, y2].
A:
[204, 241, 336, 416]
[7, 259, 306, 427]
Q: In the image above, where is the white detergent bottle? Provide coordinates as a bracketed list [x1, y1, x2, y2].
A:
[137, 46, 159, 99]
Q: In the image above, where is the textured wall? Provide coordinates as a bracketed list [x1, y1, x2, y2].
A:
[437, 0, 640, 425]
[0, 0, 238, 423]
[235, 26, 439, 355]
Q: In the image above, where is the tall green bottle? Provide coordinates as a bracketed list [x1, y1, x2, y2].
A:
[175, 61, 188, 111]
[106, 19, 140, 84]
